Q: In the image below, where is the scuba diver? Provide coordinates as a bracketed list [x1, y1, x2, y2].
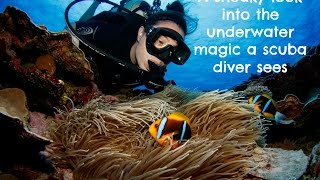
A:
[66, 0, 194, 93]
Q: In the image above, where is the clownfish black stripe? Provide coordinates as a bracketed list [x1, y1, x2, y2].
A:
[262, 99, 272, 113]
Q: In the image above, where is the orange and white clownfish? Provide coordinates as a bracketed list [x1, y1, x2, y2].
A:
[248, 93, 295, 125]
[149, 112, 192, 149]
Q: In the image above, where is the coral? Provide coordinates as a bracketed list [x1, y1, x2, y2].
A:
[63, 81, 102, 105]
[35, 55, 56, 76]
[276, 94, 304, 120]
[249, 147, 308, 180]
[237, 85, 273, 99]
[28, 111, 51, 138]
[49, 87, 266, 179]
[0, 88, 52, 169]
[0, 88, 29, 121]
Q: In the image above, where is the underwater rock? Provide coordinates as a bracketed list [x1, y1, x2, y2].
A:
[0, 6, 96, 113]
[0, 88, 52, 169]
[249, 147, 308, 180]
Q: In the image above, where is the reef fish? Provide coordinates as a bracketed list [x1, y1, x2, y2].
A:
[248, 93, 295, 125]
[149, 112, 192, 149]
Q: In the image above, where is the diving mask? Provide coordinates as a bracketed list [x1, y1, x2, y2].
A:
[145, 27, 191, 65]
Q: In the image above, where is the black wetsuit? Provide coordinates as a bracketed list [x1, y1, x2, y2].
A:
[75, 11, 168, 93]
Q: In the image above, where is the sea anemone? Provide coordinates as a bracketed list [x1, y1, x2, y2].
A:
[49, 87, 265, 179]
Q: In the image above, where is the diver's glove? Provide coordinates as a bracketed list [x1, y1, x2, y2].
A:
[143, 61, 175, 92]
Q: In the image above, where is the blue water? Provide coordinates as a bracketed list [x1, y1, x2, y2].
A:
[1, 0, 319, 90]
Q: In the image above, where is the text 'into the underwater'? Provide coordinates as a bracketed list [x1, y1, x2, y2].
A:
[194, 0, 307, 74]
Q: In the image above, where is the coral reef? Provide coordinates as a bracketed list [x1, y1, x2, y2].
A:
[49, 87, 266, 179]
[0, 6, 97, 113]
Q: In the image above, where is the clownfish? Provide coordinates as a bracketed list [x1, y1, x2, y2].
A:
[248, 93, 295, 125]
[149, 112, 192, 149]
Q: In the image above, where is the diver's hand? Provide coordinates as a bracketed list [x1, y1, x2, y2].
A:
[143, 61, 172, 92]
